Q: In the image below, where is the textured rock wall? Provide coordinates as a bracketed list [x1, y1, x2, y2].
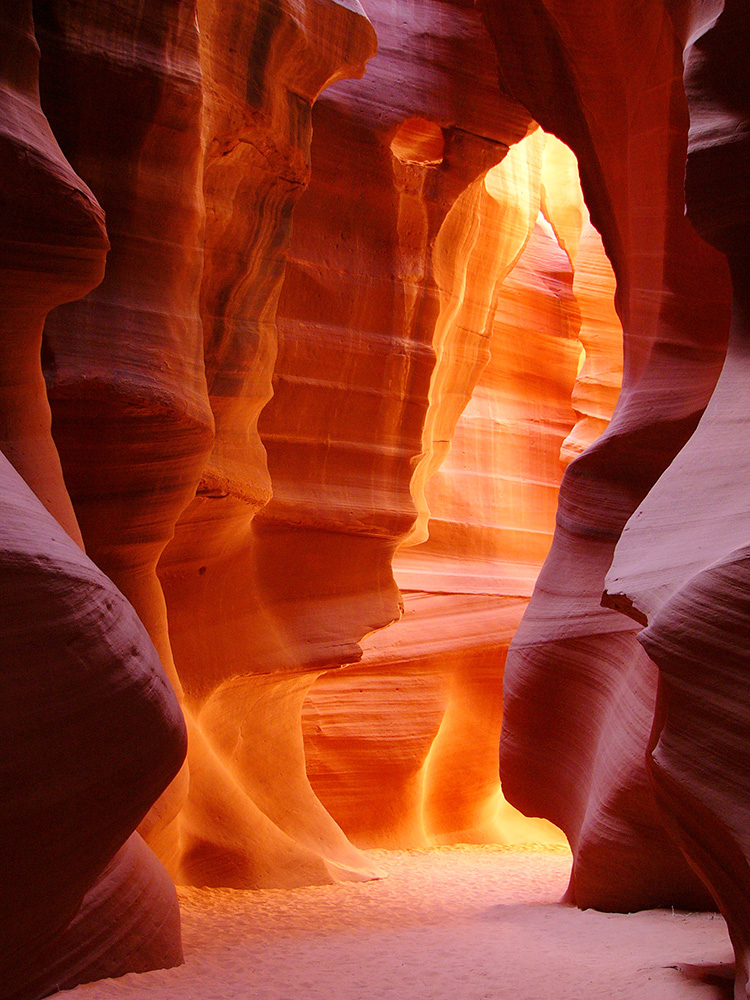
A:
[0, 5, 185, 995]
[37, 0, 212, 849]
[262, 0, 535, 852]
[300, 119, 623, 848]
[7, 0, 750, 993]
[482, 0, 733, 914]
[156, 0, 379, 891]
[1, 0, 377, 992]
[604, 1, 750, 993]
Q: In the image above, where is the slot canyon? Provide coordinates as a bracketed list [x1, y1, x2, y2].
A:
[0, 1, 747, 999]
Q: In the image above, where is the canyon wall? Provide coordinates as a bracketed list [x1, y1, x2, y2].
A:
[605, 1, 750, 993]
[300, 127, 623, 849]
[0, 5, 186, 997]
[3, 0, 750, 996]
[483, 0, 733, 914]
[1, 0, 377, 993]
[480, 10, 750, 1000]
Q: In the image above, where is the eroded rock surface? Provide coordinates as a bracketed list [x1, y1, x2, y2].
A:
[0, 6, 185, 995]
[263, 0, 535, 853]
[5, 0, 750, 994]
[482, 0, 731, 911]
[158, 0, 380, 888]
[604, 1, 750, 991]
[300, 121, 622, 849]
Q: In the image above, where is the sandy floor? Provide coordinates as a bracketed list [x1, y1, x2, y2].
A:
[63, 846, 734, 1000]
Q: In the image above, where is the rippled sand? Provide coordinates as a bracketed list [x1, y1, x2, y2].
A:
[62, 845, 732, 1000]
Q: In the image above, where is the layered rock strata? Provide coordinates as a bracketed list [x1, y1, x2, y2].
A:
[604, 1, 750, 992]
[157, 0, 379, 887]
[7, 0, 750, 994]
[0, 456, 186, 1000]
[259, 0, 535, 854]
[482, 0, 731, 912]
[301, 126, 622, 848]
[36, 0, 212, 851]
[31, 0, 379, 891]
[1, 5, 186, 995]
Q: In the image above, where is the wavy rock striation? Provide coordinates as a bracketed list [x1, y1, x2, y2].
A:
[604, 1, 750, 992]
[482, 0, 731, 911]
[6, 0, 750, 993]
[0, 5, 186, 995]
[261, 0, 533, 853]
[157, 0, 380, 887]
[0, 456, 186, 999]
[30, 0, 380, 893]
[36, 0, 212, 853]
[300, 118, 622, 849]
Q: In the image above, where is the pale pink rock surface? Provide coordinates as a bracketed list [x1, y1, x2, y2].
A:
[605, 2, 750, 993]
[481, 0, 730, 911]
[0, 452, 186, 999]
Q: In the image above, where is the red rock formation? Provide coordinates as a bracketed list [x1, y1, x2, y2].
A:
[157, 0, 380, 886]
[28, 0, 380, 892]
[481, 0, 731, 911]
[604, 1, 750, 992]
[9, 0, 750, 992]
[0, 6, 185, 995]
[301, 127, 622, 850]
[260, 0, 534, 851]
[0, 0, 106, 544]
[0, 456, 186, 999]
[35, 0, 212, 850]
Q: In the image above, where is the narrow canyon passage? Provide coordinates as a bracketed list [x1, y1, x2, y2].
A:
[3, 1, 750, 999]
[63, 847, 732, 1000]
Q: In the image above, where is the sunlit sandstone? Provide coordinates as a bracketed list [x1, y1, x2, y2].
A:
[3, 0, 749, 996]
[303, 132, 622, 851]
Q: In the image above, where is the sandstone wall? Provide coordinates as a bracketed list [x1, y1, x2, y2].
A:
[482, 0, 732, 913]
[300, 124, 622, 848]
[0, 5, 185, 996]
[604, 1, 750, 992]
[0, 0, 377, 992]
[4, 0, 749, 995]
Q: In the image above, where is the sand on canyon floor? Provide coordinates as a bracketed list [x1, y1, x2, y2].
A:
[62, 845, 734, 1000]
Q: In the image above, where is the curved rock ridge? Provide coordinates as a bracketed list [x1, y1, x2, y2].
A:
[36, 0, 212, 851]
[0, 0, 107, 546]
[7, 0, 750, 993]
[0, 6, 186, 995]
[3, 0, 380, 991]
[481, 0, 731, 911]
[0, 459, 186, 997]
[157, 0, 381, 887]
[603, 1, 750, 992]
[302, 128, 623, 849]
[253, 0, 532, 857]
[32, 0, 379, 891]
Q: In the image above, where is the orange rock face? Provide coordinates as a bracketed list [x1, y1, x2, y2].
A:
[157, 0, 379, 888]
[482, 0, 735, 917]
[6, 0, 750, 994]
[34, 0, 380, 899]
[299, 119, 622, 849]
[0, 5, 185, 996]
[244, 0, 539, 861]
